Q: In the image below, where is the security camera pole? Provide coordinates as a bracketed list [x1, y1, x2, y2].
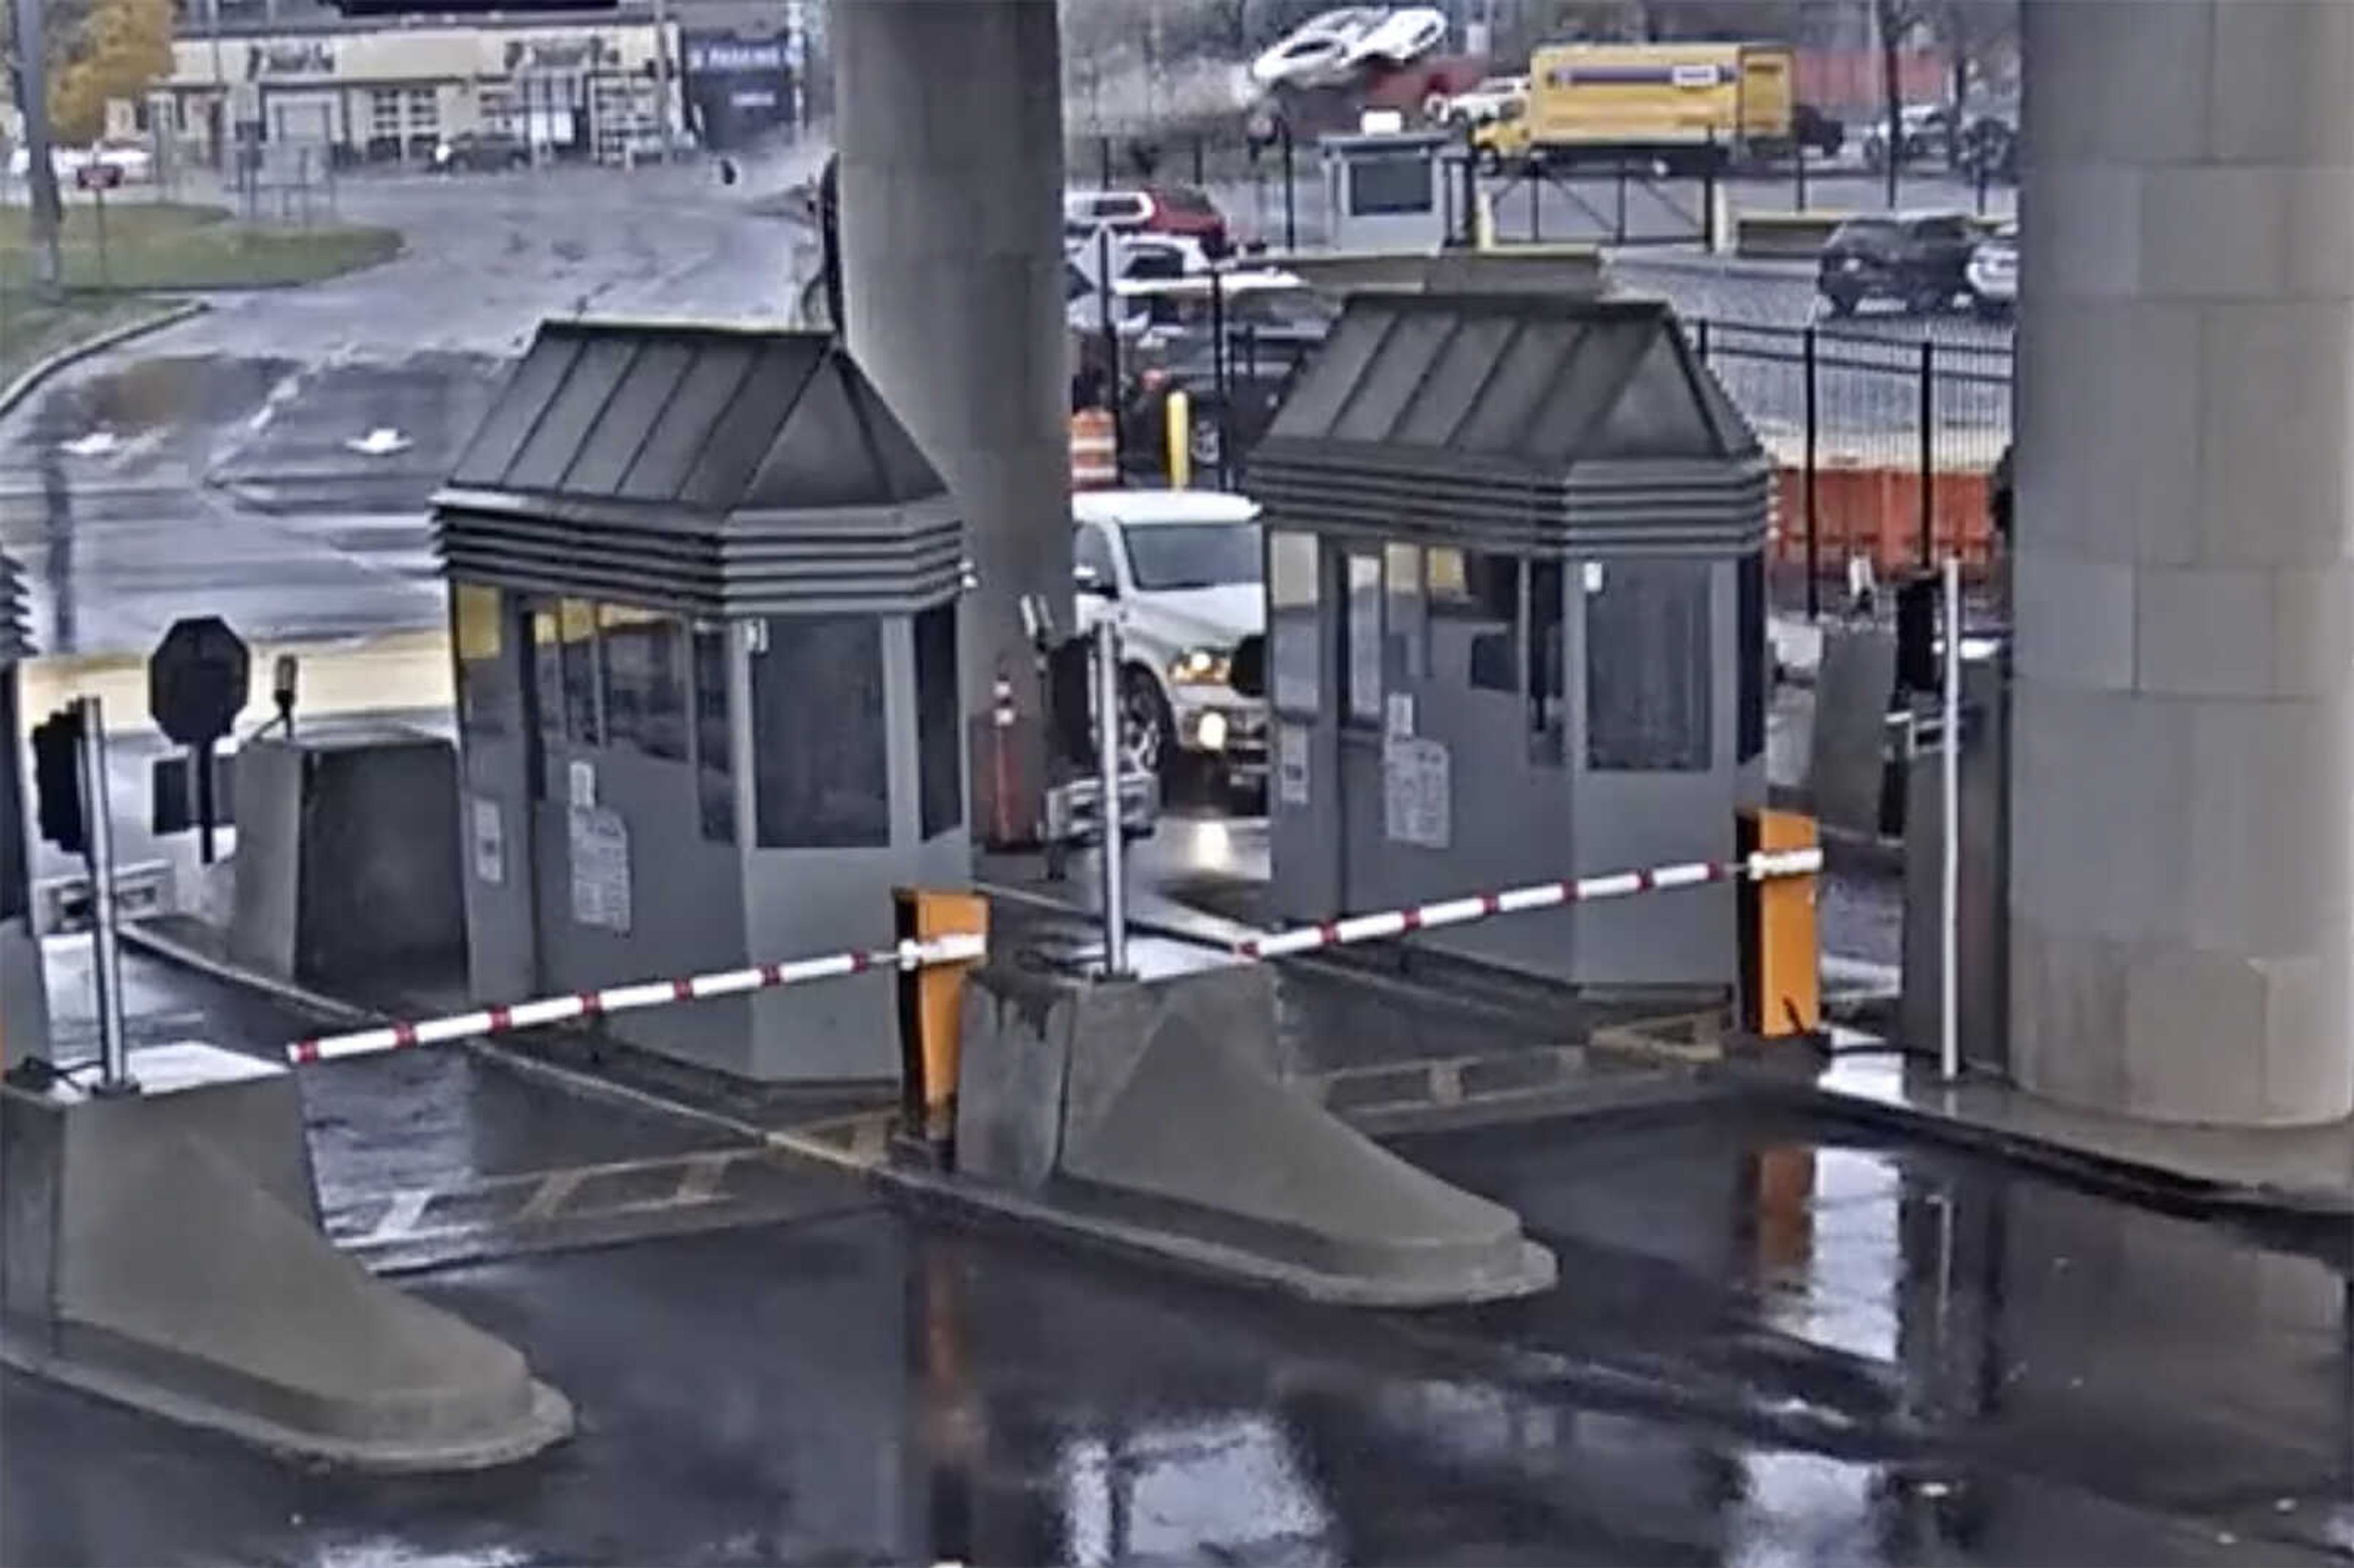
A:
[10, 0, 66, 299]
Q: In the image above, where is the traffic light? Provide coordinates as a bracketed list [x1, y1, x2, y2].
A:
[31, 706, 87, 856]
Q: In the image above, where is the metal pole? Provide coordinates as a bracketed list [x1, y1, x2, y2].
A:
[1280, 123, 1297, 251]
[1938, 554, 1962, 1083]
[1804, 325, 1821, 620]
[1794, 132, 1807, 212]
[1209, 265, 1231, 489]
[1094, 615, 1129, 977]
[195, 740, 217, 863]
[1919, 338, 1936, 569]
[652, 0, 676, 159]
[75, 697, 134, 1095]
[1097, 224, 1122, 472]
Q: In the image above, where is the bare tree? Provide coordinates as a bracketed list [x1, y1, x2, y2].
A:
[4, 0, 68, 299]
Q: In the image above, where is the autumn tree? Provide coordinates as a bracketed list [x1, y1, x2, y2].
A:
[48, 0, 173, 143]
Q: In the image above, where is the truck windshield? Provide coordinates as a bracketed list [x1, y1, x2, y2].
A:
[1122, 522, 1264, 590]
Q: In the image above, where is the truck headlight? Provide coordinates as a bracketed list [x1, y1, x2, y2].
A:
[1169, 647, 1230, 686]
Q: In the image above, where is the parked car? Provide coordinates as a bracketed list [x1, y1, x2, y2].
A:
[1860, 102, 1953, 169]
[8, 142, 150, 181]
[1817, 212, 1981, 317]
[1116, 269, 1335, 476]
[1062, 185, 1231, 256]
[1072, 487, 1268, 791]
[1427, 74, 1528, 126]
[1966, 219, 2017, 317]
[433, 131, 531, 172]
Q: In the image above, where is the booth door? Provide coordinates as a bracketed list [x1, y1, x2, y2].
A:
[1569, 557, 1740, 989]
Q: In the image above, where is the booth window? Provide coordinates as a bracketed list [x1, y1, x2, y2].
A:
[1348, 155, 1433, 216]
[598, 606, 688, 762]
[1343, 552, 1383, 727]
[1529, 560, 1566, 765]
[693, 624, 735, 843]
[558, 598, 601, 748]
[1585, 559, 1712, 772]
[1268, 530, 1320, 715]
[526, 599, 563, 801]
[452, 584, 509, 739]
[1384, 543, 1425, 683]
[752, 615, 890, 849]
[1430, 548, 1521, 695]
[914, 602, 963, 839]
[1737, 552, 1766, 764]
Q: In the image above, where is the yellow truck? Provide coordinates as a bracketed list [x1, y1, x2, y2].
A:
[1474, 41, 1799, 173]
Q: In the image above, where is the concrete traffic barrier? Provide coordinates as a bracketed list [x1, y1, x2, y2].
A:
[0, 1042, 571, 1469]
[953, 958, 1556, 1306]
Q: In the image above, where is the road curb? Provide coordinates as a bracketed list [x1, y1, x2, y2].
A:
[0, 297, 207, 422]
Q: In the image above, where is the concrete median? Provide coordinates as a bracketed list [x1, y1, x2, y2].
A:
[1, 1042, 571, 1470]
[953, 958, 1556, 1306]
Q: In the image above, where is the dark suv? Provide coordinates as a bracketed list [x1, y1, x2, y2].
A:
[1817, 213, 1980, 317]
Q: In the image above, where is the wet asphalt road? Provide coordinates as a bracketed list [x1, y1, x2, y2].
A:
[11, 951, 2352, 1566]
[6, 1086, 2347, 1562]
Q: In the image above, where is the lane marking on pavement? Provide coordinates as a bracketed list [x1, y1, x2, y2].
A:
[672, 1150, 732, 1205]
[513, 1166, 593, 1225]
[357, 1189, 436, 1246]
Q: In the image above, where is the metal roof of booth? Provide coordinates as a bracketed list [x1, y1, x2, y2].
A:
[434, 321, 961, 615]
[1247, 294, 1770, 557]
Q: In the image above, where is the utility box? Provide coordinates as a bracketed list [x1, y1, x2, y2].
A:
[433, 322, 967, 1084]
[1318, 129, 1458, 254]
[1900, 639, 2010, 1074]
[1247, 293, 1772, 996]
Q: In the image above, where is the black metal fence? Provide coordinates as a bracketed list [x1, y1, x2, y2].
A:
[1688, 318, 2014, 617]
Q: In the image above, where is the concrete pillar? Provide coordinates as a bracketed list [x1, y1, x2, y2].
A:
[2011, 0, 2354, 1125]
[832, 0, 1071, 729]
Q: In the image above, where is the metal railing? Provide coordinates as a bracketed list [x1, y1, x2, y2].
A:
[1688, 317, 2014, 618]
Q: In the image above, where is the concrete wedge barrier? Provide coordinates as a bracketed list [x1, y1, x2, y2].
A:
[1, 1044, 572, 1471]
[955, 960, 1556, 1306]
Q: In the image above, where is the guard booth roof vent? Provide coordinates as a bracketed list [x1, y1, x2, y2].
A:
[432, 321, 961, 617]
[1247, 292, 1771, 558]
[0, 549, 28, 665]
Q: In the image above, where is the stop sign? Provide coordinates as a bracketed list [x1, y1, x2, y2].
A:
[149, 617, 251, 748]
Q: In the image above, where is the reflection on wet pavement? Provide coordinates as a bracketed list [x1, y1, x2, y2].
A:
[7, 1083, 2344, 1566]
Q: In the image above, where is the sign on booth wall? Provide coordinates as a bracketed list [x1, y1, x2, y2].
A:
[1276, 725, 1310, 807]
[471, 796, 505, 886]
[1382, 736, 1450, 850]
[569, 807, 632, 934]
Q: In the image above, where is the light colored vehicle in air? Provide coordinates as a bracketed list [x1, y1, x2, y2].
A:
[1072, 488, 1268, 788]
[1346, 6, 1449, 68]
[1249, 7, 1387, 89]
[1966, 219, 2017, 316]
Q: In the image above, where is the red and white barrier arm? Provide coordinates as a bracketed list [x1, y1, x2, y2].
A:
[1232, 848, 1823, 962]
[286, 932, 988, 1065]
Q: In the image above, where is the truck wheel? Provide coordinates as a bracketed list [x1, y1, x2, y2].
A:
[1120, 668, 1174, 780]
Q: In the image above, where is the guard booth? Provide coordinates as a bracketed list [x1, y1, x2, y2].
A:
[433, 321, 967, 1084]
[0, 550, 45, 1068]
[1318, 128, 1457, 254]
[1246, 293, 1772, 993]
